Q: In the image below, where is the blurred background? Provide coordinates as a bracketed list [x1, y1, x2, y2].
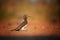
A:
[0, 0, 60, 37]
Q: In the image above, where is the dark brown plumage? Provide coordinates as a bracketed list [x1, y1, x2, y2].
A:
[11, 15, 28, 31]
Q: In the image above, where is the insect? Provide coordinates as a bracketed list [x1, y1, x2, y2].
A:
[11, 15, 28, 31]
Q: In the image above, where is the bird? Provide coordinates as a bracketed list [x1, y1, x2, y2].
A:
[11, 15, 28, 31]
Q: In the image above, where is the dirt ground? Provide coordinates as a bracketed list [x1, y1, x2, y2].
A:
[0, 1, 60, 36]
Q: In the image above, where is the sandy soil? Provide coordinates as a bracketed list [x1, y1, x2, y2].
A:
[0, 1, 60, 36]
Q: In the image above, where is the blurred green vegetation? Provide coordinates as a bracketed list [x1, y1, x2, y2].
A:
[0, 1, 16, 20]
[0, 11, 16, 20]
[36, 8, 41, 15]
[46, 7, 60, 22]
